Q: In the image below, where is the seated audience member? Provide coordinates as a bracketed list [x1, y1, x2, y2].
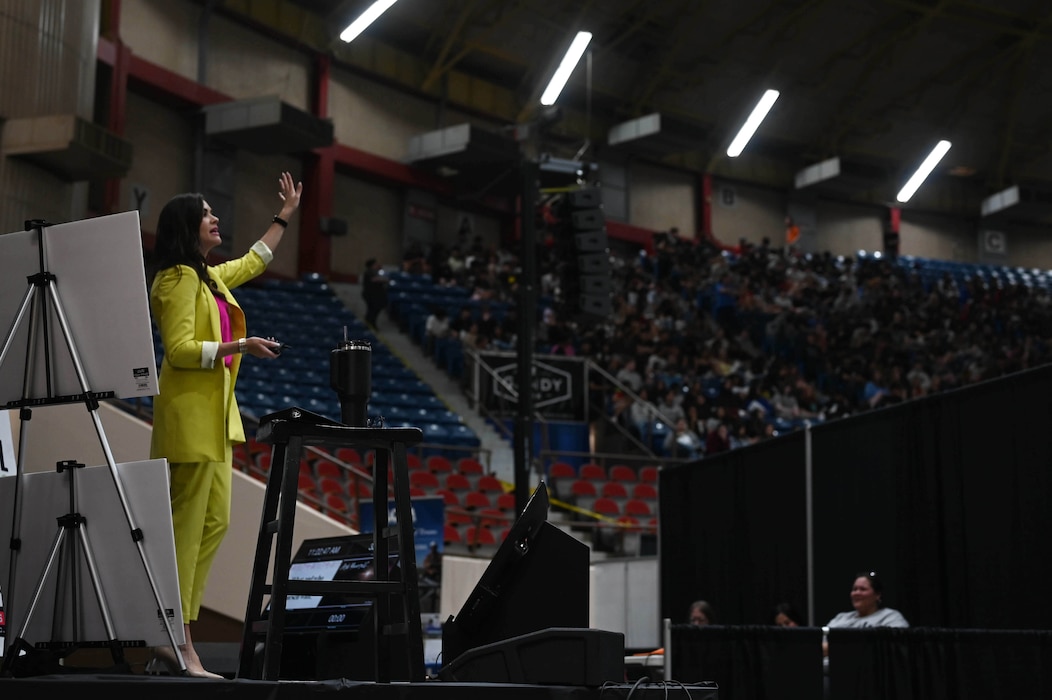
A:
[824, 571, 908, 657]
[656, 388, 686, 426]
[772, 601, 803, 627]
[615, 357, 644, 393]
[688, 599, 715, 626]
[826, 571, 908, 629]
[665, 417, 705, 460]
[424, 306, 451, 356]
[628, 387, 656, 440]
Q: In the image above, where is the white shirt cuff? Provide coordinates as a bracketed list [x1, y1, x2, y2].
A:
[202, 340, 219, 368]
[252, 239, 274, 264]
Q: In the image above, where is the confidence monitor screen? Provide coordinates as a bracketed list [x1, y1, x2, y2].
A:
[278, 533, 400, 633]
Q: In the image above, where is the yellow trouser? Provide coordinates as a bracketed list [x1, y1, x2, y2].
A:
[169, 442, 232, 623]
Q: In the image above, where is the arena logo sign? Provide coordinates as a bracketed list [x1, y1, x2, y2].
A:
[492, 360, 573, 408]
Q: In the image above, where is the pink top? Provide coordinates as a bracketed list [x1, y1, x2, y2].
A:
[214, 293, 234, 367]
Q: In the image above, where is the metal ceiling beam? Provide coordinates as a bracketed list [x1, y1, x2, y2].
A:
[626, 0, 703, 114]
[418, 0, 542, 94]
[823, 0, 954, 152]
[420, 0, 484, 92]
[884, 0, 1052, 41]
[990, 10, 1052, 188]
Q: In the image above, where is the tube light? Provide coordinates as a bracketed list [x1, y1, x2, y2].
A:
[896, 140, 952, 203]
[340, 0, 399, 43]
[540, 32, 593, 106]
[726, 89, 780, 157]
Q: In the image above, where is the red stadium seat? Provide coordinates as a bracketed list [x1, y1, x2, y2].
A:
[592, 497, 621, 517]
[456, 457, 486, 476]
[446, 509, 473, 527]
[465, 525, 497, 548]
[409, 470, 441, 491]
[633, 482, 659, 500]
[298, 473, 318, 493]
[445, 472, 472, 492]
[496, 492, 516, 511]
[436, 488, 460, 506]
[335, 447, 363, 466]
[624, 499, 653, 518]
[639, 465, 660, 483]
[570, 480, 597, 498]
[608, 464, 637, 483]
[325, 493, 349, 516]
[254, 452, 271, 474]
[477, 507, 507, 530]
[617, 515, 642, 532]
[476, 474, 504, 493]
[463, 491, 492, 510]
[601, 481, 629, 499]
[548, 462, 577, 480]
[427, 455, 453, 474]
[579, 463, 606, 481]
[570, 479, 597, 511]
[547, 461, 578, 497]
[318, 476, 343, 495]
[348, 479, 372, 500]
[314, 459, 343, 480]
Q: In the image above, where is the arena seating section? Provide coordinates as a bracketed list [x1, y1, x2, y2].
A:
[134, 249, 1050, 557]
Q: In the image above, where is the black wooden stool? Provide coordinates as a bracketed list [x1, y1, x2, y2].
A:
[237, 407, 424, 682]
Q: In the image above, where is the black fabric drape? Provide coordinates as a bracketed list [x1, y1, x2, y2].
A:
[669, 624, 823, 700]
[829, 627, 1052, 700]
[660, 434, 808, 627]
[660, 364, 1052, 631]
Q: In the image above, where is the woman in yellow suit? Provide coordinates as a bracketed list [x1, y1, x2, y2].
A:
[148, 172, 302, 677]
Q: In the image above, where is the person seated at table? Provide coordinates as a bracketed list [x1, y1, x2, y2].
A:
[772, 601, 803, 627]
[824, 571, 908, 656]
[688, 599, 715, 626]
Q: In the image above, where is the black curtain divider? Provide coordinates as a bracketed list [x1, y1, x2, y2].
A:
[828, 627, 1052, 700]
[669, 624, 823, 700]
[661, 364, 1052, 631]
[660, 434, 808, 628]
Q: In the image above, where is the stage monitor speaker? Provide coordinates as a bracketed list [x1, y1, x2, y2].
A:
[441, 518, 589, 665]
[438, 627, 625, 686]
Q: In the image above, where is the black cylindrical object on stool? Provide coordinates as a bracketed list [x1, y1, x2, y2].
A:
[330, 339, 371, 427]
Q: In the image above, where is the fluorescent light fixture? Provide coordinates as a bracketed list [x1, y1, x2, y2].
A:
[540, 31, 592, 106]
[726, 89, 780, 157]
[896, 140, 952, 203]
[340, 0, 398, 43]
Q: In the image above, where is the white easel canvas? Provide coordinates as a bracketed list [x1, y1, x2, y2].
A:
[0, 459, 184, 647]
[0, 211, 158, 405]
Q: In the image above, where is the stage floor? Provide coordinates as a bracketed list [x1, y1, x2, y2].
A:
[1, 675, 719, 700]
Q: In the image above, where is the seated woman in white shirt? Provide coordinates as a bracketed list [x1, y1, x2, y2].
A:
[827, 571, 908, 629]
[824, 571, 908, 657]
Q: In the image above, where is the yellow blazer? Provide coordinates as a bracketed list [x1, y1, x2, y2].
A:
[149, 244, 269, 464]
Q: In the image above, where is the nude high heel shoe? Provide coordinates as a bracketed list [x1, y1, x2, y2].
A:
[145, 645, 224, 679]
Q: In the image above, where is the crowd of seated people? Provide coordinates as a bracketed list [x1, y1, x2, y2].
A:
[401, 226, 1052, 460]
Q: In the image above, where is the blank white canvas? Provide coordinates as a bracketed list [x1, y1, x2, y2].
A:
[0, 211, 159, 406]
[0, 459, 184, 647]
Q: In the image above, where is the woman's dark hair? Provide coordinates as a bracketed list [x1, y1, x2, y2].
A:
[688, 599, 714, 624]
[150, 192, 214, 291]
[856, 571, 884, 606]
[773, 601, 803, 625]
